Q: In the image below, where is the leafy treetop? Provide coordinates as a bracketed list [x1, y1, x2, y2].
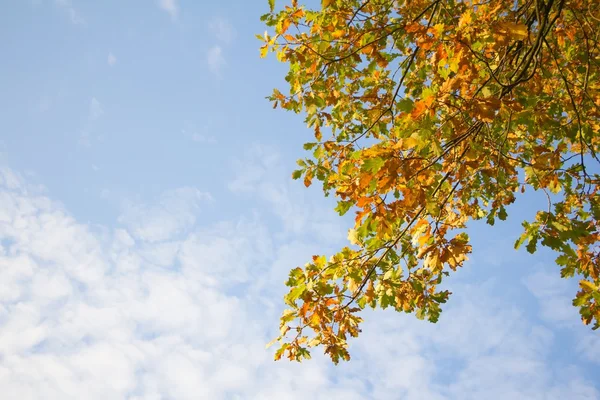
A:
[260, 0, 600, 364]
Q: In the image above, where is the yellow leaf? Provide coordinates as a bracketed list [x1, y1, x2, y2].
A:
[260, 45, 268, 58]
[580, 280, 598, 292]
[348, 229, 360, 245]
[399, 136, 419, 150]
[458, 11, 472, 28]
[425, 253, 442, 272]
[432, 23, 444, 38]
[418, 233, 431, 247]
[331, 29, 345, 39]
[266, 337, 280, 349]
[311, 312, 321, 326]
[365, 280, 375, 303]
[348, 278, 358, 293]
[322, 0, 334, 8]
[497, 22, 528, 40]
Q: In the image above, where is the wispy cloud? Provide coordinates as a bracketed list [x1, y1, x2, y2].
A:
[182, 124, 217, 144]
[79, 97, 104, 147]
[158, 0, 178, 20]
[54, 0, 84, 25]
[209, 17, 236, 44]
[89, 97, 103, 120]
[206, 17, 235, 76]
[118, 187, 212, 242]
[207, 45, 225, 76]
[190, 133, 217, 143]
[522, 266, 580, 325]
[229, 145, 345, 243]
[107, 53, 117, 67]
[0, 161, 597, 399]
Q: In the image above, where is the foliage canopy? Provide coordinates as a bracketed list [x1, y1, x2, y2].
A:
[260, 0, 600, 363]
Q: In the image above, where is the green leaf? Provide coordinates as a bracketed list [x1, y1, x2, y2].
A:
[498, 206, 508, 221]
[573, 294, 590, 307]
[292, 169, 303, 179]
[313, 146, 325, 159]
[335, 200, 353, 216]
[274, 343, 289, 360]
[281, 309, 297, 324]
[556, 254, 570, 266]
[397, 98, 414, 113]
[284, 284, 306, 306]
[362, 157, 385, 173]
[285, 267, 305, 286]
[514, 234, 527, 250]
[268, 0, 275, 12]
[526, 235, 538, 254]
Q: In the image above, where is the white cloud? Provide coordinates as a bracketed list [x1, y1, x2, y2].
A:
[78, 132, 91, 147]
[79, 98, 104, 147]
[209, 17, 236, 44]
[158, 0, 178, 20]
[522, 266, 580, 325]
[228, 145, 344, 243]
[207, 45, 225, 75]
[205, 17, 235, 77]
[0, 164, 597, 399]
[182, 126, 217, 144]
[117, 187, 212, 243]
[89, 97, 103, 120]
[107, 53, 117, 67]
[54, 0, 85, 25]
[191, 132, 217, 143]
[576, 334, 600, 364]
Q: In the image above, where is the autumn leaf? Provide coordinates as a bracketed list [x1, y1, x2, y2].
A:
[261, 0, 600, 362]
[496, 22, 529, 40]
[458, 11, 472, 28]
[348, 228, 360, 245]
[322, 0, 334, 9]
[280, 17, 291, 34]
[362, 157, 385, 173]
[411, 96, 434, 119]
[259, 45, 268, 58]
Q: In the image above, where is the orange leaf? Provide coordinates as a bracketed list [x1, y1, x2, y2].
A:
[281, 18, 291, 34]
[411, 96, 434, 119]
[304, 170, 313, 187]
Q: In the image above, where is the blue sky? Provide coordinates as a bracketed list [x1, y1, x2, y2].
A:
[0, 0, 598, 399]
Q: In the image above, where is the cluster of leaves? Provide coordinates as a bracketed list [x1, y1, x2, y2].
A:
[260, 0, 600, 363]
